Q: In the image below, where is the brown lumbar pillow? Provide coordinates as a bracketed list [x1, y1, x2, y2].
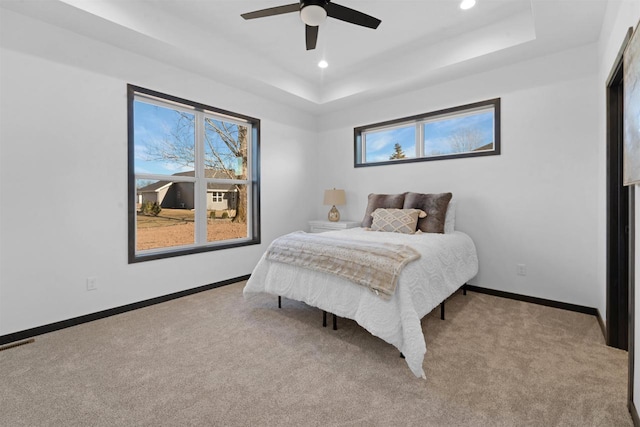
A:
[403, 192, 452, 233]
[361, 193, 406, 228]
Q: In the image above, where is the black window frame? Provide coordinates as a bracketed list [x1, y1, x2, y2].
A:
[354, 98, 501, 167]
[127, 84, 261, 263]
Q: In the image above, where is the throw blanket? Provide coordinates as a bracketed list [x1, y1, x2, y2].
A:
[265, 231, 420, 300]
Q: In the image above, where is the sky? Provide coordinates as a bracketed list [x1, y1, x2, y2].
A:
[134, 100, 242, 177]
[134, 100, 195, 176]
[364, 110, 495, 162]
[137, 99, 494, 173]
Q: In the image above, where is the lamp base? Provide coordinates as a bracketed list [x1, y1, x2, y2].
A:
[328, 205, 340, 222]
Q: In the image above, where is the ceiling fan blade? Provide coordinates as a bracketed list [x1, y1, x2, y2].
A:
[325, 2, 381, 29]
[306, 25, 319, 50]
[241, 3, 299, 20]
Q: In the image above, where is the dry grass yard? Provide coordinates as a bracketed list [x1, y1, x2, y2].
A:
[136, 208, 247, 250]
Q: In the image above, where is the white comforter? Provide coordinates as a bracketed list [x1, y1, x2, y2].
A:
[243, 228, 479, 378]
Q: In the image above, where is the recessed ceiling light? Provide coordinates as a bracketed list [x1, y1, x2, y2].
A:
[318, 60, 328, 69]
[460, 0, 476, 10]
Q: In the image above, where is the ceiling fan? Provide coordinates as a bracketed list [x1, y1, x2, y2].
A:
[241, 1, 381, 51]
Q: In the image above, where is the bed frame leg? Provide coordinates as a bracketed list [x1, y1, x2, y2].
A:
[321, 311, 337, 329]
[440, 301, 445, 320]
[278, 296, 281, 308]
[463, 284, 467, 296]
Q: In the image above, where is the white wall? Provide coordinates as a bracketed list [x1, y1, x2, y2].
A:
[316, 45, 601, 309]
[0, 11, 318, 335]
[1, 1, 637, 352]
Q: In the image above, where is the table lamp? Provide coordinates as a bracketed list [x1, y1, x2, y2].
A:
[323, 188, 346, 222]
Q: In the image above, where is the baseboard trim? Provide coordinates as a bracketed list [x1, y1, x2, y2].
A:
[0, 274, 250, 346]
[0, 280, 603, 346]
[596, 309, 607, 341]
[464, 285, 598, 316]
[630, 399, 640, 427]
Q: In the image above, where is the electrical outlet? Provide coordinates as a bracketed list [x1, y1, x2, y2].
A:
[86, 277, 98, 291]
[517, 264, 527, 276]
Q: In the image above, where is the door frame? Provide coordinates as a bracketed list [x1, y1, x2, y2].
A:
[606, 28, 633, 351]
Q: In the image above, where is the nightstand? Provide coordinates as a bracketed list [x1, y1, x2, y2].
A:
[308, 219, 361, 233]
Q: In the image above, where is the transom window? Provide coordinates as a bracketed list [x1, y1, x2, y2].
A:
[354, 98, 500, 167]
[128, 85, 260, 263]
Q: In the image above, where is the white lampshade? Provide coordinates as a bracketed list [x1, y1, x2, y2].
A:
[323, 189, 346, 206]
[300, 5, 327, 26]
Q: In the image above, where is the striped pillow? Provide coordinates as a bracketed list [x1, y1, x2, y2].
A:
[370, 208, 426, 234]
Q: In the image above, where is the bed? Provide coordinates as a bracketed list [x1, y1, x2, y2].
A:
[243, 192, 479, 379]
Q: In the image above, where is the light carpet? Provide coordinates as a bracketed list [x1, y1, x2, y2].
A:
[0, 281, 631, 426]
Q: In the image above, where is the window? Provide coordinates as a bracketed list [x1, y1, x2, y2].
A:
[128, 85, 260, 263]
[211, 192, 224, 203]
[354, 98, 500, 167]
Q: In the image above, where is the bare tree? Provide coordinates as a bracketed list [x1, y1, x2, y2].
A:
[204, 118, 248, 223]
[144, 114, 195, 166]
[144, 112, 248, 223]
[447, 127, 485, 153]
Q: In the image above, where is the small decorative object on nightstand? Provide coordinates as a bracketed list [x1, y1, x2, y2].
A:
[309, 219, 361, 233]
[323, 188, 346, 222]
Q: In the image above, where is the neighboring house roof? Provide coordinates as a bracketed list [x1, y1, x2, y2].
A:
[137, 169, 237, 193]
[137, 181, 172, 193]
[473, 142, 494, 152]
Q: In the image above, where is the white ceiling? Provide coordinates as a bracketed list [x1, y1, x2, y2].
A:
[1, 0, 609, 113]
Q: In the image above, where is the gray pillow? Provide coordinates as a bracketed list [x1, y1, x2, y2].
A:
[403, 192, 452, 233]
[361, 193, 406, 228]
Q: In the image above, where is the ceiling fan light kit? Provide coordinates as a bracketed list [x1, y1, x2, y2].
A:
[460, 0, 476, 10]
[300, 1, 328, 26]
[241, 0, 381, 51]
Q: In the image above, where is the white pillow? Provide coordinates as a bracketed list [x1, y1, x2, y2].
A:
[370, 208, 426, 234]
[444, 199, 456, 234]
